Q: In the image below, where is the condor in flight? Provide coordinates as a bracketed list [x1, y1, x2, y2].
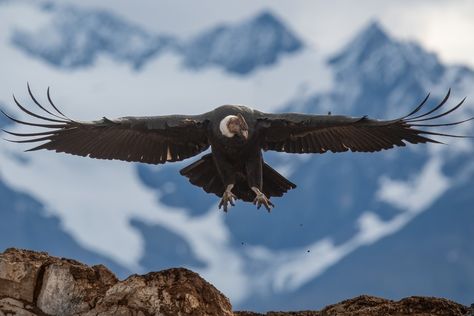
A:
[2, 86, 472, 212]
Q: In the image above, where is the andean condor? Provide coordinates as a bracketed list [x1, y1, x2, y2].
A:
[2, 86, 473, 212]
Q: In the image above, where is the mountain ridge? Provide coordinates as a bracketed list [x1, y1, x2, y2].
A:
[11, 3, 302, 74]
[180, 10, 303, 74]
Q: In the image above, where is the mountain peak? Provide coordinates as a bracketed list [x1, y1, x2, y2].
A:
[11, 3, 174, 70]
[329, 20, 392, 66]
[328, 20, 445, 91]
[181, 10, 303, 74]
[251, 10, 283, 26]
[360, 20, 390, 43]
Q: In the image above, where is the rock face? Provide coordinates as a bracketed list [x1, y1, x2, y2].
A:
[0, 248, 470, 316]
[0, 248, 232, 316]
[236, 296, 471, 316]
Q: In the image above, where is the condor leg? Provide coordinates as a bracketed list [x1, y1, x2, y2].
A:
[246, 151, 274, 211]
[212, 150, 237, 212]
[219, 184, 237, 212]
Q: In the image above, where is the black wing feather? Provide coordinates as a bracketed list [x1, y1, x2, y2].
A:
[258, 91, 472, 154]
[3, 88, 210, 165]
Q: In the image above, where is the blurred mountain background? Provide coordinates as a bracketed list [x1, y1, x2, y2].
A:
[0, 0, 473, 312]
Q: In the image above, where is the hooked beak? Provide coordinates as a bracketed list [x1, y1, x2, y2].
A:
[240, 130, 249, 140]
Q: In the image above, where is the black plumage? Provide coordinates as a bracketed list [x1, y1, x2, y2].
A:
[2, 86, 473, 212]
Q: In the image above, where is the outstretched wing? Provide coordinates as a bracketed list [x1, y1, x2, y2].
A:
[257, 91, 473, 154]
[2, 86, 210, 164]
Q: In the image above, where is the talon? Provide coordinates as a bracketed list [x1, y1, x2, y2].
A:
[219, 185, 236, 212]
[252, 191, 274, 212]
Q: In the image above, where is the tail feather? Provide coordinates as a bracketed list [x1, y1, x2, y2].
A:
[180, 154, 224, 196]
[262, 162, 296, 197]
[180, 154, 296, 202]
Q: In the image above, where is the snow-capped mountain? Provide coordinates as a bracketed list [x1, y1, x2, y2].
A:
[0, 1, 473, 313]
[289, 22, 450, 118]
[180, 11, 303, 74]
[239, 22, 474, 311]
[12, 3, 302, 74]
[12, 2, 174, 70]
[136, 20, 474, 311]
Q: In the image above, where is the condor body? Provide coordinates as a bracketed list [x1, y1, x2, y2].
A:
[3, 86, 473, 212]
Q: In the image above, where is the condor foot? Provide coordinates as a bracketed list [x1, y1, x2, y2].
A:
[252, 190, 274, 212]
[218, 189, 236, 212]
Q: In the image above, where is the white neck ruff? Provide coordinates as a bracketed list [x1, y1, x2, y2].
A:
[219, 115, 238, 138]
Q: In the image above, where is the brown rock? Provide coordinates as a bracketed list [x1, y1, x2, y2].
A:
[0, 249, 470, 316]
[0, 248, 117, 315]
[235, 295, 470, 316]
[320, 295, 469, 316]
[0, 249, 232, 316]
[0, 248, 50, 303]
[89, 268, 233, 316]
[235, 312, 320, 316]
[36, 260, 117, 315]
[0, 297, 38, 316]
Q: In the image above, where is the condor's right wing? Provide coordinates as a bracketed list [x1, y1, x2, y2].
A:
[256, 91, 473, 154]
[2, 86, 210, 164]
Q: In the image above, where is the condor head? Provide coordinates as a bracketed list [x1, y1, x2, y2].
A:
[219, 113, 249, 140]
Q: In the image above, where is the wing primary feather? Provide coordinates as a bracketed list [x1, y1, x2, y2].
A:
[87, 132, 108, 159]
[121, 130, 138, 161]
[107, 129, 127, 160]
[7, 135, 53, 143]
[416, 129, 474, 138]
[326, 130, 346, 152]
[25, 142, 54, 152]
[360, 128, 390, 150]
[410, 117, 474, 127]
[47, 87, 73, 120]
[27, 83, 68, 120]
[407, 97, 466, 122]
[399, 93, 430, 119]
[12, 94, 67, 123]
[147, 137, 161, 164]
[1, 129, 57, 137]
[89, 129, 114, 158]
[406, 89, 451, 121]
[345, 128, 369, 151]
[308, 135, 321, 152]
[302, 136, 312, 152]
[0, 109, 66, 128]
[75, 133, 102, 156]
[319, 131, 333, 151]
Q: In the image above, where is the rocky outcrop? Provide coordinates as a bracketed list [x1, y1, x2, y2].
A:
[237, 296, 471, 316]
[0, 248, 471, 316]
[0, 248, 232, 316]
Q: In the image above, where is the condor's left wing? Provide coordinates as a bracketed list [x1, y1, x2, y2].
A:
[2, 86, 210, 164]
[256, 91, 473, 154]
